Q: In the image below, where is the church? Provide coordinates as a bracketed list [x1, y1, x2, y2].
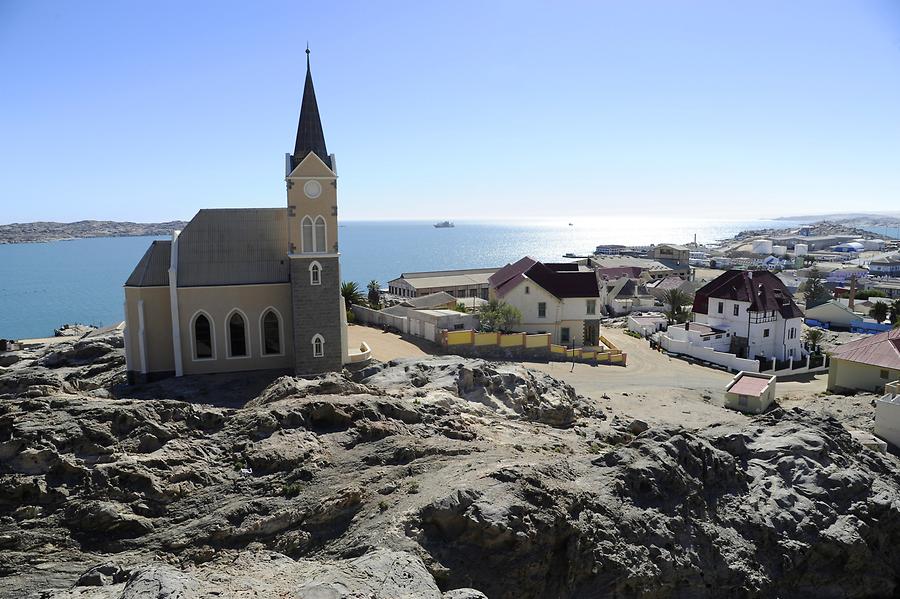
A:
[123, 51, 348, 383]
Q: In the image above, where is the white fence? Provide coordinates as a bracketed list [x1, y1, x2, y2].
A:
[659, 334, 760, 372]
[351, 305, 408, 334]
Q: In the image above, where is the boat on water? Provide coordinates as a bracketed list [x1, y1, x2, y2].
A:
[434, 221, 455, 228]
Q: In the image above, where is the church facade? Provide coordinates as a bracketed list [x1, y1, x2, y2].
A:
[123, 52, 348, 383]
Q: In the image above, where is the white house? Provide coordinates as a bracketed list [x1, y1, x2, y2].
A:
[691, 270, 804, 361]
[660, 270, 805, 369]
[489, 257, 603, 347]
[875, 381, 900, 449]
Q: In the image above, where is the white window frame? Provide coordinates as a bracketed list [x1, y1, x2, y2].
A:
[225, 308, 251, 359]
[312, 333, 325, 358]
[189, 310, 216, 362]
[259, 307, 285, 357]
[309, 261, 322, 286]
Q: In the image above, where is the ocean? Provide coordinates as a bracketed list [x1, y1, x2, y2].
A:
[0, 217, 889, 340]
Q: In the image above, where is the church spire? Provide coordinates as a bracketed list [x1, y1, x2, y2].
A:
[292, 47, 331, 170]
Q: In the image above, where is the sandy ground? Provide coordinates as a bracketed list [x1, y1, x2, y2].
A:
[349, 325, 831, 430]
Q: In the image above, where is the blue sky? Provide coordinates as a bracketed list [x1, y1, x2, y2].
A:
[2, 1, 899, 223]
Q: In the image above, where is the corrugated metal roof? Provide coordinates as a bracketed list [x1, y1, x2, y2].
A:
[125, 240, 171, 287]
[832, 328, 900, 370]
[177, 208, 289, 287]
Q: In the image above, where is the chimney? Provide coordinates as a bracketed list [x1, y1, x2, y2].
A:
[848, 275, 857, 312]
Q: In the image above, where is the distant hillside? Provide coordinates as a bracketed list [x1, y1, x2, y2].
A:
[0, 220, 188, 244]
[775, 213, 900, 226]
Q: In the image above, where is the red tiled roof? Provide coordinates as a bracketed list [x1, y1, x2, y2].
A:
[489, 257, 538, 298]
[831, 328, 900, 370]
[692, 270, 802, 319]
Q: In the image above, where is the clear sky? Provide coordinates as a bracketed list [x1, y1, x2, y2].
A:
[2, 1, 900, 223]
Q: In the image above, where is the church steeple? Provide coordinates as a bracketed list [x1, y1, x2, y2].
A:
[292, 47, 332, 171]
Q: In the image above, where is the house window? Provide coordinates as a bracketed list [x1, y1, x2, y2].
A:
[309, 261, 321, 285]
[193, 314, 213, 359]
[586, 300, 596, 315]
[538, 302, 547, 318]
[733, 304, 739, 316]
[718, 301, 724, 314]
[453, 323, 465, 330]
[561, 327, 570, 343]
[312, 334, 324, 358]
[881, 369, 890, 380]
[763, 328, 770, 338]
[525, 286, 530, 294]
[262, 310, 281, 355]
[228, 312, 248, 357]
[789, 349, 794, 357]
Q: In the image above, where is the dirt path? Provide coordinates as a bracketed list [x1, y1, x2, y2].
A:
[347, 323, 828, 429]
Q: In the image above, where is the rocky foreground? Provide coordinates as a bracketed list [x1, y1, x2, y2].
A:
[2, 334, 900, 598]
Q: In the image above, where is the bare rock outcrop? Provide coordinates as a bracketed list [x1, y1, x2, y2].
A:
[2, 344, 900, 598]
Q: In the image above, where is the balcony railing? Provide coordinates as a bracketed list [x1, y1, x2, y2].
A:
[749, 311, 777, 324]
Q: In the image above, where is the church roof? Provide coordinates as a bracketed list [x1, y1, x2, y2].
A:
[125, 240, 171, 287]
[176, 208, 289, 287]
[291, 49, 332, 171]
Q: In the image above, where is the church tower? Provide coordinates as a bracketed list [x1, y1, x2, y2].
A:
[286, 49, 346, 374]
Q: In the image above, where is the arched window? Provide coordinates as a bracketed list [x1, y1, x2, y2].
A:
[309, 261, 321, 285]
[312, 334, 324, 358]
[193, 313, 213, 359]
[314, 216, 326, 252]
[261, 309, 281, 355]
[301, 216, 314, 253]
[228, 311, 248, 357]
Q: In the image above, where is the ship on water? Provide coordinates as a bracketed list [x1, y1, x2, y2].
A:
[433, 221, 455, 228]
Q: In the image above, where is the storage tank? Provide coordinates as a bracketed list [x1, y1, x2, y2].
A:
[794, 243, 809, 256]
[772, 245, 787, 256]
[752, 239, 774, 254]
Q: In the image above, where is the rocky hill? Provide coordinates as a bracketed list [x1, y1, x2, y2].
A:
[0, 220, 187, 244]
[2, 333, 900, 597]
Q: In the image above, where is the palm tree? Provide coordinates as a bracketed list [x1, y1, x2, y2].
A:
[890, 299, 900, 326]
[366, 280, 381, 307]
[804, 327, 825, 354]
[662, 288, 691, 324]
[341, 281, 364, 310]
[870, 301, 888, 324]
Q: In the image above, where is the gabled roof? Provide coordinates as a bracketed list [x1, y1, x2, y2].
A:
[489, 257, 538, 297]
[805, 300, 861, 321]
[176, 208, 289, 287]
[491, 256, 599, 299]
[692, 270, 803, 319]
[125, 240, 171, 287]
[401, 291, 457, 309]
[291, 49, 332, 171]
[831, 328, 900, 370]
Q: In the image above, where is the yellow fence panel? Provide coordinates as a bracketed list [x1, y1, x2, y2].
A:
[550, 344, 566, 354]
[610, 353, 624, 363]
[499, 333, 525, 347]
[596, 352, 609, 361]
[474, 332, 499, 346]
[600, 335, 617, 351]
[446, 330, 473, 346]
[525, 334, 550, 349]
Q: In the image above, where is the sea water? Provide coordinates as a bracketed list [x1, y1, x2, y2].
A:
[0, 216, 872, 339]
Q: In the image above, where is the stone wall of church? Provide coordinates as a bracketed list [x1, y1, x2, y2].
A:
[124, 286, 175, 382]
[290, 255, 343, 374]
